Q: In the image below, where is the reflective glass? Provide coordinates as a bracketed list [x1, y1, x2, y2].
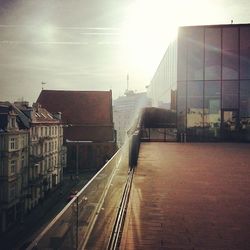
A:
[187, 81, 203, 129]
[222, 27, 239, 79]
[205, 28, 221, 80]
[187, 28, 204, 80]
[177, 81, 186, 131]
[222, 80, 239, 109]
[240, 26, 250, 79]
[240, 80, 250, 117]
[177, 28, 187, 81]
[204, 81, 221, 139]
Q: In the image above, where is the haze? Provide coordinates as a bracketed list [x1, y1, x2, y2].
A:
[0, 0, 250, 102]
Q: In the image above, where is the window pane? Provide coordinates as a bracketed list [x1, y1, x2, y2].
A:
[177, 81, 186, 131]
[187, 81, 203, 128]
[240, 26, 250, 79]
[222, 27, 239, 79]
[240, 80, 250, 117]
[187, 28, 204, 80]
[177, 28, 187, 81]
[222, 80, 239, 109]
[204, 81, 221, 139]
[205, 28, 221, 80]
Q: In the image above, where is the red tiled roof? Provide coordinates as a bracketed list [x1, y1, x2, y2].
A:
[37, 90, 113, 125]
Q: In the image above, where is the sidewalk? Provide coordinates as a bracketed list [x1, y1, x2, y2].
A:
[0, 173, 93, 250]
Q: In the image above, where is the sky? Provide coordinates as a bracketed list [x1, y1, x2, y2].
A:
[0, 0, 250, 103]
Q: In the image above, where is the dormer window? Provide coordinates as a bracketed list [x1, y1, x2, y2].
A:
[11, 117, 15, 128]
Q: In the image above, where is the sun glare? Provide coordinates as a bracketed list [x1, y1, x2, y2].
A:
[121, 0, 224, 78]
[121, 0, 179, 77]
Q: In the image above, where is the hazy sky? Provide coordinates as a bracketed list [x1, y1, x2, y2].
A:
[0, 0, 250, 103]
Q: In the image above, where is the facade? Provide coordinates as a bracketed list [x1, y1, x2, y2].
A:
[0, 102, 66, 232]
[15, 102, 66, 210]
[113, 91, 151, 147]
[0, 103, 29, 232]
[37, 90, 117, 172]
[149, 23, 250, 142]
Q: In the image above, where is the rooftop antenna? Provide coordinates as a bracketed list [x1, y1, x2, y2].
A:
[41, 82, 46, 90]
[126, 73, 129, 91]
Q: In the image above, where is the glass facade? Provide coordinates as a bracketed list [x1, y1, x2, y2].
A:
[150, 24, 250, 142]
[177, 24, 250, 141]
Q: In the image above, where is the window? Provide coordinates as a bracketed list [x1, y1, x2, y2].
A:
[187, 27, 204, 80]
[205, 28, 221, 80]
[222, 27, 239, 80]
[41, 127, 43, 137]
[10, 160, 17, 174]
[21, 155, 25, 168]
[222, 81, 239, 109]
[11, 118, 15, 128]
[9, 137, 17, 150]
[240, 26, 250, 79]
[9, 184, 16, 200]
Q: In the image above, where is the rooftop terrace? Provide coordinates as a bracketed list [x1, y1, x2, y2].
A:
[120, 143, 250, 250]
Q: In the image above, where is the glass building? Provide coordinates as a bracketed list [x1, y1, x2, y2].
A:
[149, 24, 250, 142]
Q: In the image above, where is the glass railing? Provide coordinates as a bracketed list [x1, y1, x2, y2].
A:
[27, 142, 129, 250]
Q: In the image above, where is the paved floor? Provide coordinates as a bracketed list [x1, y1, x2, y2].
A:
[120, 143, 250, 250]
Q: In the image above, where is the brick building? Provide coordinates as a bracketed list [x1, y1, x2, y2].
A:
[37, 90, 117, 173]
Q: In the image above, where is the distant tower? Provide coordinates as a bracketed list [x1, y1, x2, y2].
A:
[41, 82, 46, 90]
[126, 73, 129, 91]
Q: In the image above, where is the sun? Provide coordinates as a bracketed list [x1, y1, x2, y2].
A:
[121, 0, 178, 78]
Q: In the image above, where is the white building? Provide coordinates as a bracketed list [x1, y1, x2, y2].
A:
[0, 103, 29, 232]
[113, 91, 151, 147]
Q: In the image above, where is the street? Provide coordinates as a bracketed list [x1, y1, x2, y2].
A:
[0, 173, 94, 250]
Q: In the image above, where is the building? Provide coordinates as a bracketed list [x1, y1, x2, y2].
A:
[15, 102, 66, 210]
[0, 101, 66, 232]
[0, 102, 29, 232]
[37, 90, 116, 172]
[113, 91, 151, 147]
[149, 23, 250, 142]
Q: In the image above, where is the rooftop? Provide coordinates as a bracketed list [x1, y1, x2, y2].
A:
[121, 142, 250, 250]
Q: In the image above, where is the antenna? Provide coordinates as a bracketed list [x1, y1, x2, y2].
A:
[41, 82, 46, 90]
[126, 73, 129, 91]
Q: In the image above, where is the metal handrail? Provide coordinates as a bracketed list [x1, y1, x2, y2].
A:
[107, 168, 134, 250]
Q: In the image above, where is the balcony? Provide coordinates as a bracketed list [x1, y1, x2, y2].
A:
[26, 108, 250, 250]
[30, 154, 44, 164]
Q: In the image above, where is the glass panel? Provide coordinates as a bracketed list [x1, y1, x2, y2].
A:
[222, 27, 239, 79]
[187, 27, 204, 80]
[187, 81, 203, 140]
[240, 26, 250, 79]
[222, 80, 239, 109]
[177, 81, 186, 132]
[221, 110, 240, 141]
[240, 80, 250, 141]
[205, 28, 221, 80]
[177, 28, 187, 81]
[204, 81, 221, 140]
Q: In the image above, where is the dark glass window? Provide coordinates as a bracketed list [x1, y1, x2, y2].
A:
[187, 28, 204, 80]
[240, 27, 250, 79]
[222, 27, 239, 80]
[222, 80, 239, 109]
[240, 80, 250, 117]
[187, 81, 203, 128]
[205, 28, 221, 80]
[177, 81, 186, 131]
[177, 29, 187, 81]
[204, 81, 221, 139]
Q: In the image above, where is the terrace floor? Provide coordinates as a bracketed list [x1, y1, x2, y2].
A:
[120, 142, 250, 250]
